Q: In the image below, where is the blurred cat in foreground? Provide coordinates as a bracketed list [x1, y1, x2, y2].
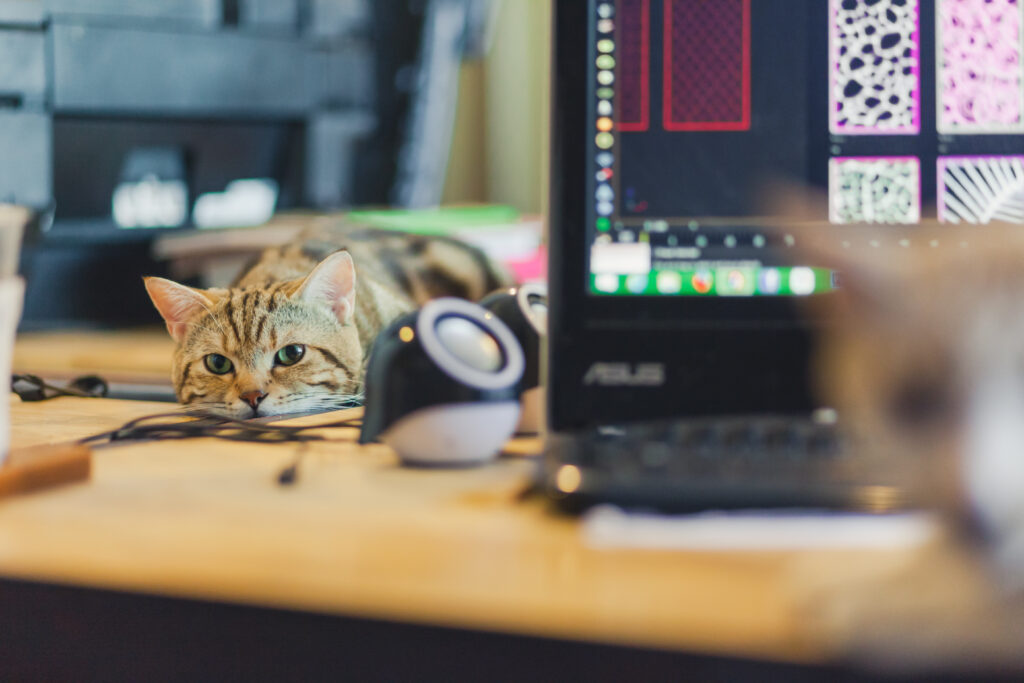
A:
[804, 222, 1024, 587]
[772, 187, 1024, 668]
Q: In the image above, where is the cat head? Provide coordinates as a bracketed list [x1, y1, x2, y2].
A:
[803, 224, 1024, 560]
[145, 251, 363, 419]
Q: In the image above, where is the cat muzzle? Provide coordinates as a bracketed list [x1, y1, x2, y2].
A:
[240, 390, 268, 411]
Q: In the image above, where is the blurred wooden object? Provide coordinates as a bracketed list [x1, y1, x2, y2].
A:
[0, 442, 91, 498]
[152, 217, 310, 286]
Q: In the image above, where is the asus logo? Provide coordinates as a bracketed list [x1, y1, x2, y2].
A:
[583, 363, 666, 387]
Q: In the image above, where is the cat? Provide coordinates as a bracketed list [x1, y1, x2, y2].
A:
[144, 219, 513, 419]
[761, 182, 1024, 556]
[789, 221, 1024, 668]
[804, 224, 1024, 568]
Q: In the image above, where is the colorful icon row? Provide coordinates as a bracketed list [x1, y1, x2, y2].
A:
[592, 266, 832, 297]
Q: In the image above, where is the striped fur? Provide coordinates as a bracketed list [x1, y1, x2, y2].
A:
[145, 219, 514, 418]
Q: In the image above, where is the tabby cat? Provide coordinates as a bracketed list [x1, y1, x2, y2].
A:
[145, 219, 512, 419]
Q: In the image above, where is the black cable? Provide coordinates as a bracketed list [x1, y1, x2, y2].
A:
[10, 399, 359, 487]
[78, 410, 363, 446]
[12, 373, 108, 401]
[79, 411, 365, 488]
[277, 443, 310, 486]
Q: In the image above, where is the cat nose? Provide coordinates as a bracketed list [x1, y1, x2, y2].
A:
[240, 390, 268, 410]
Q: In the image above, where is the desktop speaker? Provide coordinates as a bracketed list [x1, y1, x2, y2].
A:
[359, 298, 525, 466]
[480, 283, 547, 434]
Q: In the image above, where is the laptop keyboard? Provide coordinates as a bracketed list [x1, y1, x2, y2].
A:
[542, 415, 900, 513]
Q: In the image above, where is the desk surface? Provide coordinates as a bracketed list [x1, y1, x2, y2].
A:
[2, 397, 904, 664]
[14, 329, 174, 385]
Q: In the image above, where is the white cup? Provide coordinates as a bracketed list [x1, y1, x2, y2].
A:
[0, 205, 28, 279]
[0, 277, 24, 463]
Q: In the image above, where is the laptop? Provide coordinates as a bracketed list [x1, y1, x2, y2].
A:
[542, 0, 944, 512]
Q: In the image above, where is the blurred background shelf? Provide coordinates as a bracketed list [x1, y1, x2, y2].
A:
[1, 0, 550, 330]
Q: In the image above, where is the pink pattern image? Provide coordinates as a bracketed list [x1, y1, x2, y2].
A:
[938, 0, 1024, 133]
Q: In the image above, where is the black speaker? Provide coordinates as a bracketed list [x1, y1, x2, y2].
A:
[359, 298, 525, 465]
[480, 283, 547, 434]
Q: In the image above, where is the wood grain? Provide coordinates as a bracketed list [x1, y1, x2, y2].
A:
[3, 397, 825, 662]
[7, 396, 175, 450]
[13, 329, 175, 384]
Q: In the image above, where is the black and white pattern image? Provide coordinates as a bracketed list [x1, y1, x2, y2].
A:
[829, 157, 921, 224]
[830, 0, 921, 134]
[939, 156, 1024, 224]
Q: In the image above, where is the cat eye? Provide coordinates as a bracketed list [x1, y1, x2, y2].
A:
[275, 344, 306, 366]
[204, 353, 234, 375]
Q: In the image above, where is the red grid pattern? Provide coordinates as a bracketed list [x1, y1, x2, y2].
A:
[663, 0, 751, 132]
[616, 0, 649, 132]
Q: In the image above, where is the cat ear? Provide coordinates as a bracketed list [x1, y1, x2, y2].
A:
[144, 277, 219, 343]
[296, 250, 357, 324]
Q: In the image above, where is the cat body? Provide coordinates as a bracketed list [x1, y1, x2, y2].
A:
[791, 226, 1024, 670]
[807, 226, 1024, 584]
[145, 219, 512, 419]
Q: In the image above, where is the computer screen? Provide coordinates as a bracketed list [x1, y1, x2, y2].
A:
[587, 0, 1024, 298]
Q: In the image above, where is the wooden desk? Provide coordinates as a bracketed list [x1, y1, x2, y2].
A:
[0, 398, 833, 662]
[13, 329, 174, 385]
[5, 334, 847, 663]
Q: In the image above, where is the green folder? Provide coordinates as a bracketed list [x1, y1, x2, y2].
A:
[346, 205, 522, 235]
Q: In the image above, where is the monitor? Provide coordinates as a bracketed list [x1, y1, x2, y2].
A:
[549, 0, 1024, 430]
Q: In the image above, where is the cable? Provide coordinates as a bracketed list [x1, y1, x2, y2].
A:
[78, 410, 365, 487]
[78, 410, 363, 446]
[12, 373, 108, 401]
[276, 443, 310, 486]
